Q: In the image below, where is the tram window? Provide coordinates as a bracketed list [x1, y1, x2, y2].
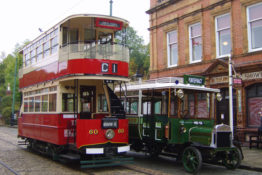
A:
[41, 95, 48, 112]
[84, 29, 95, 42]
[62, 27, 68, 46]
[25, 53, 30, 67]
[35, 96, 41, 112]
[29, 97, 34, 112]
[130, 100, 138, 114]
[188, 94, 195, 117]
[197, 93, 209, 118]
[49, 94, 57, 112]
[99, 32, 112, 44]
[62, 93, 75, 112]
[154, 101, 161, 115]
[30, 50, 36, 64]
[170, 97, 178, 116]
[125, 101, 129, 114]
[36, 46, 43, 62]
[143, 102, 151, 115]
[43, 41, 50, 58]
[51, 36, 58, 54]
[162, 92, 168, 115]
[98, 94, 108, 112]
[24, 98, 29, 112]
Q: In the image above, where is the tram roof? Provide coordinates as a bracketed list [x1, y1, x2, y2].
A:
[116, 77, 220, 93]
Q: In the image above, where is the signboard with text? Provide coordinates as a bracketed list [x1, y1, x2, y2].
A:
[96, 18, 123, 30]
[184, 75, 205, 86]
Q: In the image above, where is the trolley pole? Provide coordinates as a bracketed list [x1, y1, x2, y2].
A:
[11, 56, 18, 126]
[110, 0, 113, 16]
[228, 54, 234, 139]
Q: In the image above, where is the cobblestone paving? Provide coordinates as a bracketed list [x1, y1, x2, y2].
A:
[1, 126, 262, 175]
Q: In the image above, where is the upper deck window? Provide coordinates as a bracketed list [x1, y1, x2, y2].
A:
[23, 28, 59, 67]
[30, 50, 36, 64]
[51, 36, 58, 54]
[36, 45, 43, 62]
[25, 53, 30, 67]
[43, 41, 50, 58]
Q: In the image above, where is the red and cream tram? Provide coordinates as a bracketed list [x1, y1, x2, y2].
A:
[18, 14, 131, 167]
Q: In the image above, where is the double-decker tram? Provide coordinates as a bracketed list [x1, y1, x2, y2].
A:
[18, 14, 132, 167]
[116, 75, 242, 173]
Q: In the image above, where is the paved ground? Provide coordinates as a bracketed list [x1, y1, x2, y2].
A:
[240, 146, 262, 172]
[0, 126, 262, 175]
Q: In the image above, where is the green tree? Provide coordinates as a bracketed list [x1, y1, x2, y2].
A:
[0, 42, 26, 124]
[125, 27, 150, 78]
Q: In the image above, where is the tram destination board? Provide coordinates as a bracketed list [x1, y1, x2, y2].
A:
[102, 118, 119, 129]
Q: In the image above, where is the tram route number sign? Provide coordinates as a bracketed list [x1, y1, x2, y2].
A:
[102, 118, 119, 129]
[101, 63, 118, 73]
[184, 75, 205, 86]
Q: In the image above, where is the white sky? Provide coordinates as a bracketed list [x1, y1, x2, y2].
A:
[0, 0, 150, 55]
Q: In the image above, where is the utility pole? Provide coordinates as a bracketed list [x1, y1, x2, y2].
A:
[110, 0, 113, 16]
[11, 56, 18, 126]
[228, 54, 234, 139]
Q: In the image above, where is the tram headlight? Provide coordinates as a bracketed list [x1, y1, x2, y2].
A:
[105, 129, 115, 140]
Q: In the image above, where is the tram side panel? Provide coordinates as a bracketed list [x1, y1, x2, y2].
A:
[18, 113, 75, 145]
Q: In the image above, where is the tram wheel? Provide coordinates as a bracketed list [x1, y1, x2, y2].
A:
[182, 146, 202, 174]
[223, 148, 241, 170]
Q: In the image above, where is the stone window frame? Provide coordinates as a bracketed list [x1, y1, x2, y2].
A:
[189, 22, 202, 64]
[166, 29, 178, 67]
[246, 2, 262, 52]
[215, 13, 232, 58]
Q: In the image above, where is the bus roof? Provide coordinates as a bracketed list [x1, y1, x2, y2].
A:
[116, 77, 220, 93]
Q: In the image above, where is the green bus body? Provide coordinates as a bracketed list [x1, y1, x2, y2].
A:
[116, 77, 242, 173]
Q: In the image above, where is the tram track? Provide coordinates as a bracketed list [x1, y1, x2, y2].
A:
[0, 128, 166, 175]
[0, 160, 20, 175]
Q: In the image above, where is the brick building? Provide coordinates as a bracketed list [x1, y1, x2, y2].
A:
[147, 0, 262, 142]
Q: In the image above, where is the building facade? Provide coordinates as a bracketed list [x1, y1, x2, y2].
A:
[147, 0, 262, 142]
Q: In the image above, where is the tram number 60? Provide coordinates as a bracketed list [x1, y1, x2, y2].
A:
[89, 129, 99, 135]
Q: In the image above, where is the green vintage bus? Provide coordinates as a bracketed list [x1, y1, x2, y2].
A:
[116, 76, 242, 173]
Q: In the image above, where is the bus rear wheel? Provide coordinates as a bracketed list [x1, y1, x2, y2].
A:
[182, 146, 202, 174]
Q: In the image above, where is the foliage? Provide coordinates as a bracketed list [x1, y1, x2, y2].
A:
[0, 41, 25, 124]
[125, 27, 150, 79]
[2, 107, 12, 124]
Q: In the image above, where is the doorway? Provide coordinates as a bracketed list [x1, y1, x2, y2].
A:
[216, 88, 237, 126]
[80, 86, 96, 118]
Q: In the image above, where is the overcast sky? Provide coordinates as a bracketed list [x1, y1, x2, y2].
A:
[0, 0, 150, 55]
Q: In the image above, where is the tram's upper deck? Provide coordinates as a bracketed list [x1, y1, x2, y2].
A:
[19, 14, 130, 89]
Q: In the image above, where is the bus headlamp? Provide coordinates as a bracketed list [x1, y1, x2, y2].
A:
[105, 129, 115, 140]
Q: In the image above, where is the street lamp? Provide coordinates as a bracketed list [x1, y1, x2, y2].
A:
[223, 40, 234, 139]
[228, 53, 234, 139]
